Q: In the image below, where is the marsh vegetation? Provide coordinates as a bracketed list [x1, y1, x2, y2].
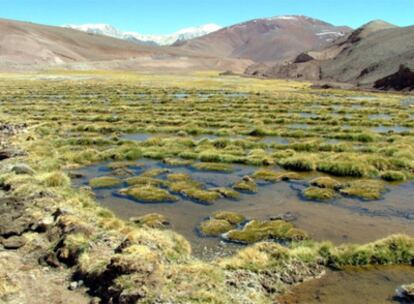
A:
[1, 72, 413, 303]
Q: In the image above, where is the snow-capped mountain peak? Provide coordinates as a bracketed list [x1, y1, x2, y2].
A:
[63, 23, 222, 46]
[65, 24, 124, 38]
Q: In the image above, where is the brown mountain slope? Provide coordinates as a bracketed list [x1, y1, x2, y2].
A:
[245, 20, 414, 90]
[173, 16, 351, 63]
[320, 23, 414, 86]
[0, 18, 252, 72]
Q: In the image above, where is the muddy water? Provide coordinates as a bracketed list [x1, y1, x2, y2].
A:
[277, 265, 414, 304]
[72, 159, 414, 259]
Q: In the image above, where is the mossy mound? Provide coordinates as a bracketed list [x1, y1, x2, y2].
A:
[224, 220, 308, 244]
[252, 169, 280, 182]
[167, 177, 221, 204]
[89, 176, 122, 188]
[182, 188, 221, 204]
[43, 171, 70, 187]
[274, 172, 302, 181]
[310, 176, 342, 189]
[129, 213, 170, 229]
[279, 156, 315, 171]
[106, 161, 138, 170]
[210, 187, 240, 199]
[166, 173, 191, 182]
[162, 158, 193, 166]
[317, 160, 369, 177]
[125, 176, 167, 187]
[120, 186, 178, 203]
[253, 169, 301, 182]
[199, 219, 234, 237]
[340, 180, 385, 200]
[168, 180, 202, 193]
[380, 170, 406, 182]
[302, 187, 337, 201]
[212, 211, 245, 225]
[199, 211, 246, 237]
[233, 177, 257, 193]
[192, 162, 234, 172]
[140, 168, 170, 178]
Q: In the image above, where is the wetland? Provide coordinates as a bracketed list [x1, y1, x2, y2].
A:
[1, 72, 413, 303]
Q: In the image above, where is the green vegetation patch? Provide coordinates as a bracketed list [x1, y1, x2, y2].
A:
[302, 187, 337, 201]
[125, 176, 167, 187]
[224, 219, 309, 244]
[89, 176, 122, 188]
[252, 169, 302, 182]
[181, 188, 221, 204]
[212, 211, 246, 225]
[380, 170, 406, 182]
[129, 213, 170, 229]
[309, 176, 342, 189]
[162, 158, 193, 166]
[233, 177, 257, 193]
[107, 161, 139, 170]
[120, 185, 178, 203]
[199, 219, 235, 237]
[199, 211, 246, 236]
[192, 162, 234, 173]
[317, 159, 371, 177]
[340, 179, 385, 200]
[210, 187, 240, 199]
[279, 156, 315, 172]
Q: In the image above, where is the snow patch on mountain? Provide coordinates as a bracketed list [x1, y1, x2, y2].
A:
[64, 23, 222, 46]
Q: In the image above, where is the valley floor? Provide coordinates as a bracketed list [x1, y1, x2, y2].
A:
[0, 71, 413, 303]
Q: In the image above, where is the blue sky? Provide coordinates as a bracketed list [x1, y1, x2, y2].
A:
[1, 0, 413, 34]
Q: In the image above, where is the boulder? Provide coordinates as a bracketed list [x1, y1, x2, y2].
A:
[294, 52, 314, 63]
[2, 235, 27, 249]
[11, 164, 35, 175]
[374, 65, 414, 91]
[395, 283, 414, 302]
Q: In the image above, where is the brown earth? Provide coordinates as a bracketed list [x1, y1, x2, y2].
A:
[0, 18, 252, 73]
[245, 20, 414, 91]
[174, 16, 351, 63]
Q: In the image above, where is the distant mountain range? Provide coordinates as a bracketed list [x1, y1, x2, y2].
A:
[64, 23, 222, 46]
[0, 18, 250, 73]
[245, 20, 414, 90]
[173, 16, 351, 62]
[65, 16, 350, 63]
[1, 15, 413, 90]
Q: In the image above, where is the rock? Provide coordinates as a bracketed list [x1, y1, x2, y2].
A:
[42, 252, 61, 268]
[11, 164, 35, 175]
[0, 218, 31, 237]
[112, 167, 134, 178]
[310, 82, 354, 90]
[0, 149, 24, 161]
[67, 172, 84, 179]
[242, 175, 254, 182]
[69, 281, 78, 290]
[395, 284, 414, 302]
[89, 297, 101, 304]
[294, 52, 314, 64]
[2, 235, 27, 249]
[68, 280, 84, 290]
[30, 216, 54, 232]
[270, 212, 297, 222]
[374, 65, 414, 91]
[219, 70, 238, 76]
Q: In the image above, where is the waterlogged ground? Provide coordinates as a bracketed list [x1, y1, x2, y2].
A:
[71, 157, 414, 258]
[1, 72, 414, 302]
[278, 265, 414, 304]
